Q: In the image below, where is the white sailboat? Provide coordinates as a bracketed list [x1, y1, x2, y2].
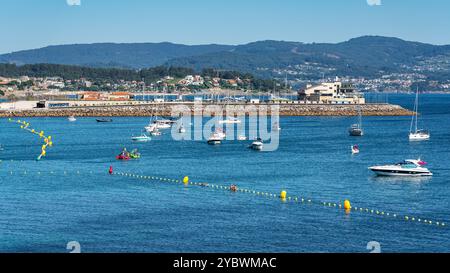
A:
[348, 107, 363, 136]
[409, 87, 430, 141]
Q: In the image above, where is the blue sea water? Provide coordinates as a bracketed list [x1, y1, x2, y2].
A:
[0, 94, 449, 253]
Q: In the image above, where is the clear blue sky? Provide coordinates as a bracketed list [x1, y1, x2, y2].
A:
[1, 0, 449, 53]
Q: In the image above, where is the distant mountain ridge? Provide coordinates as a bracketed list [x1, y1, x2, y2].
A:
[1, 36, 450, 80]
[0, 42, 234, 69]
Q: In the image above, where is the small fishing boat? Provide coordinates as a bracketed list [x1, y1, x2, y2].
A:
[96, 118, 113, 123]
[207, 132, 224, 145]
[219, 117, 241, 124]
[369, 159, 433, 177]
[68, 116, 77, 122]
[250, 138, 263, 151]
[131, 133, 151, 142]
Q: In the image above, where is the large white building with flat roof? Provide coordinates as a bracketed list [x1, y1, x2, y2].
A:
[298, 80, 365, 104]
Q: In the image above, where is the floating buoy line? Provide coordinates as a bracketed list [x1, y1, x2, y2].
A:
[109, 168, 446, 228]
[0, 164, 445, 229]
[8, 118, 53, 161]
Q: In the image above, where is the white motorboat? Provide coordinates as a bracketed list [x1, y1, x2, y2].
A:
[68, 116, 77, 122]
[150, 129, 162, 136]
[145, 124, 162, 136]
[131, 133, 151, 142]
[219, 117, 241, 124]
[409, 87, 430, 141]
[349, 107, 363, 136]
[154, 121, 171, 129]
[249, 138, 263, 151]
[145, 123, 156, 132]
[207, 132, 223, 145]
[369, 159, 433, 177]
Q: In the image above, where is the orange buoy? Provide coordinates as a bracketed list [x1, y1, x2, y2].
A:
[109, 166, 113, 175]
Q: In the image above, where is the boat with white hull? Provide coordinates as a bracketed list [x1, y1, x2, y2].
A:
[369, 159, 432, 177]
[409, 87, 430, 141]
[207, 132, 224, 145]
[349, 107, 363, 136]
[249, 138, 264, 151]
[219, 117, 241, 124]
[131, 133, 151, 142]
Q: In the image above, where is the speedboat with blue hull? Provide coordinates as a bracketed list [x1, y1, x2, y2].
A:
[369, 159, 433, 177]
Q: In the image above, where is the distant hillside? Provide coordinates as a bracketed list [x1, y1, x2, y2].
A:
[1, 36, 450, 81]
[166, 36, 450, 79]
[0, 42, 233, 69]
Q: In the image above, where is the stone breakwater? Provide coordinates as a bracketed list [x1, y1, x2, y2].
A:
[0, 103, 413, 117]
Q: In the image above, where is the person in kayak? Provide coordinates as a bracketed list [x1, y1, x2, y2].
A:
[130, 149, 140, 158]
[121, 148, 129, 157]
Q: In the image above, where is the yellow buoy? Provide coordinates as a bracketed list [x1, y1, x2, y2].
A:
[280, 190, 287, 200]
[183, 176, 189, 185]
[344, 199, 351, 210]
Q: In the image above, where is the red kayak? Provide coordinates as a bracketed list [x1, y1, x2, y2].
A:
[116, 155, 130, 160]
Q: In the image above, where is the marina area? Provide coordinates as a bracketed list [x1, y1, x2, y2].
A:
[0, 93, 448, 252]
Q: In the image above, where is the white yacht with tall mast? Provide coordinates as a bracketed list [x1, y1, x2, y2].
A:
[348, 106, 363, 136]
[409, 87, 430, 141]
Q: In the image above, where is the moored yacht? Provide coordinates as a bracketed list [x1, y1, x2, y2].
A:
[249, 138, 264, 151]
[207, 132, 224, 145]
[219, 117, 241, 124]
[348, 107, 363, 136]
[68, 116, 77, 122]
[409, 87, 430, 141]
[369, 159, 433, 177]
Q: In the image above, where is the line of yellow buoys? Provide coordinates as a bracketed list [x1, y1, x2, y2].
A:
[8, 118, 53, 161]
[0, 165, 445, 228]
[111, 170, 446, 228]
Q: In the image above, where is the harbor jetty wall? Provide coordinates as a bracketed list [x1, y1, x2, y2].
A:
[0, 102, 413, 117]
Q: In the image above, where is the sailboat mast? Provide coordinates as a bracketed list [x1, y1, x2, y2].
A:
[415, 87, 419, 132]
[358, 107, 362, 129]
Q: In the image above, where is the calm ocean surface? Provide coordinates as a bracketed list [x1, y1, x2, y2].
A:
[0, 94, 449, 253]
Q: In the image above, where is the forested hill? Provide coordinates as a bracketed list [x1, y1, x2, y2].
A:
[1, 36, 450, 81]
[0, 42, 233, 69]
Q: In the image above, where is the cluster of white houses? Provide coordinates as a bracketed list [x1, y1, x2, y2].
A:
[298, 79, 365, 104]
